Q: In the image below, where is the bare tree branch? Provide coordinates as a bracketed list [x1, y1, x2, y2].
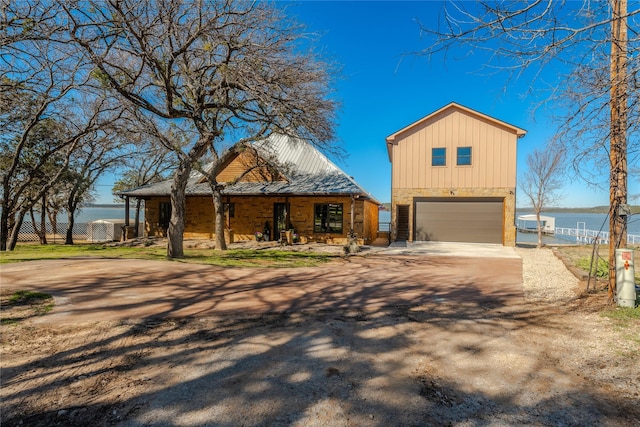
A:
[62, 0, 337, 256]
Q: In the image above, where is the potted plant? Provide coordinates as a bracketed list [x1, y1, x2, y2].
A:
[254, 231, 264, 241]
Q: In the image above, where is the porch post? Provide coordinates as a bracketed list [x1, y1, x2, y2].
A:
[350, 194, 355, 237]
[124, 196, 130, 226]
[285, 196, 290, 229]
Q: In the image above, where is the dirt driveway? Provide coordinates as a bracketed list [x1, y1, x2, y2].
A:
[0, 254, 523, 324]
[2, 249, 639, 426]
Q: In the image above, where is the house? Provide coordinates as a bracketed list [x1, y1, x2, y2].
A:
[385, 102, 526, 246]
[121, 134, 381, 245]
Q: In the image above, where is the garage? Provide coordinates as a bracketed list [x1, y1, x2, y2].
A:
[414, 197, 504, 244]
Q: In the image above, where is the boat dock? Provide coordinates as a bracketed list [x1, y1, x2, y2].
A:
[517, 214, 640, 245]
[553, 226, 640, 245]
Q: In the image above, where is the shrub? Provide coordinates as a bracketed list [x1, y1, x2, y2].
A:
[576, 256, 609, 278]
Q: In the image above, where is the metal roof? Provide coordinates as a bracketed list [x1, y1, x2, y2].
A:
[121, 134, 379, 203]
[254, 134, 340, 175]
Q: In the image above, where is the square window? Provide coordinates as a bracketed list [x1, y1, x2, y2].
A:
[457, 146, 472, 165]
[314, 203, 343, 233]
[432, 147, 446, 166]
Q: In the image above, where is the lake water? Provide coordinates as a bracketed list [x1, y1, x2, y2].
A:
[378, 209, 640, 244]
[516, 211, 640, 244]
[67, 207, 640, 244]
[31, 206, 144, 223]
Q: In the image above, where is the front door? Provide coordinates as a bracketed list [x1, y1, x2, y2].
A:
[396, 205, 409, 240]
[273, 203, 288, 241]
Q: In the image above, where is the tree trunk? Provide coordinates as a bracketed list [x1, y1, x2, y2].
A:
[65, 207, 76, 245]
[8, 210, 27, 251]
[213, 186, 227, 250]
[29, 207, 46, 245]
[608, 0, 628, 302]
[167, 160, 191, 258]
[47, 208, 59, 242]
[0, 213, 8, 251]
[40, 195, 48, 244]
[0, 193, 10, 251]
[536, 210, 543, 249]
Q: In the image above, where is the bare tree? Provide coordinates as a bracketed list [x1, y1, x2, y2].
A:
[62, 0, 337, 257]
[113, 121, 177, 237]
[61, 126, 125, 245]
[416, 0, 639, 300]
[520, 146, 566, 248]
[1, 2, 121, 250]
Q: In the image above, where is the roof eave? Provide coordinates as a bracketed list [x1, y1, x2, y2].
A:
[385, 101, 528, 142]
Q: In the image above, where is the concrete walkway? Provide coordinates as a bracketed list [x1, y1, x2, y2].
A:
[372, 241, 520, 258]
[1, 251, 523, 324]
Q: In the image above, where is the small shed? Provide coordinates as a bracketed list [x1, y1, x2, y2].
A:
[517, 214, 555, 234]
[87, 219, 137, 242]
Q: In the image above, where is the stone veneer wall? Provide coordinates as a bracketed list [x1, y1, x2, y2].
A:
[363, 199, 380, 242]
[144, 195, 378, 244]
[391, 187, 516, 246]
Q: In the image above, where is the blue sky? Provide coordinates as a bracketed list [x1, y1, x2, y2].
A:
[95, 0, 637, 207]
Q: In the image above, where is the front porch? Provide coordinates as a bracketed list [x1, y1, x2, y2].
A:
[136, 194, 380, 246]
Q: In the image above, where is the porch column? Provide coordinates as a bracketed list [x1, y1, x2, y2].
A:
[350, 194, 356, 237]
[285, 196, 290, 229]
[124, 196, 130, 226]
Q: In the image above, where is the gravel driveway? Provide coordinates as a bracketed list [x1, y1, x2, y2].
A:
[0, 248, 523, 323]
[1, 246, 639, 426]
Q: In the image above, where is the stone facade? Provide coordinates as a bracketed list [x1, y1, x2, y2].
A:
[144, 195, 379, 245]
[391, 187, 516, 246]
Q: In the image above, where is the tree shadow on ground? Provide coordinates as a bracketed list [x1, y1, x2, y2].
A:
[2, 255, 639, 426]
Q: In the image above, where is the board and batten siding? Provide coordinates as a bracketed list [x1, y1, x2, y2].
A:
[391, 109, 517, 190]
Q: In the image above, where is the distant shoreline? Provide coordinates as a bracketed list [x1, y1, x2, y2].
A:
[517, 206, 640, 214]
[380, 203, 639, 215]
[88, 203, 639, 215]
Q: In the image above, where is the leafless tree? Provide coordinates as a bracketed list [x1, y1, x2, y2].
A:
[1, 1, 126, 250]
[416, 0, 639, 300]
[112, 115, 177, 237]
[520, 146, 566, 248]
[61, 123, 126, 245]
[62, 0, 337, 257]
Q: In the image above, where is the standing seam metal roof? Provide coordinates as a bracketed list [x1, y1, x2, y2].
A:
[120, 134, 379, 203]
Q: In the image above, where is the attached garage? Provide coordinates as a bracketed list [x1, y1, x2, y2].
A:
[414, 197, 504, 244]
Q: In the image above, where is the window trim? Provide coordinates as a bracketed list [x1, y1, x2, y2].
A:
[158, 201, 171, 229]
[432, 147, 446, 167]
[456, 146, 472, 166]
[314, 203, 344, 234]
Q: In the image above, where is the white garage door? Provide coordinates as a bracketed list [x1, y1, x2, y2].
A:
[414, 198, 504, 244]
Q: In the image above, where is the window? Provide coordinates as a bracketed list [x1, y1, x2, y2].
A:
[159, 202, 171, 229]
[457, 146, 472, 165]
[432, 147, 446, 166]
[314, 203, 343, 233]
